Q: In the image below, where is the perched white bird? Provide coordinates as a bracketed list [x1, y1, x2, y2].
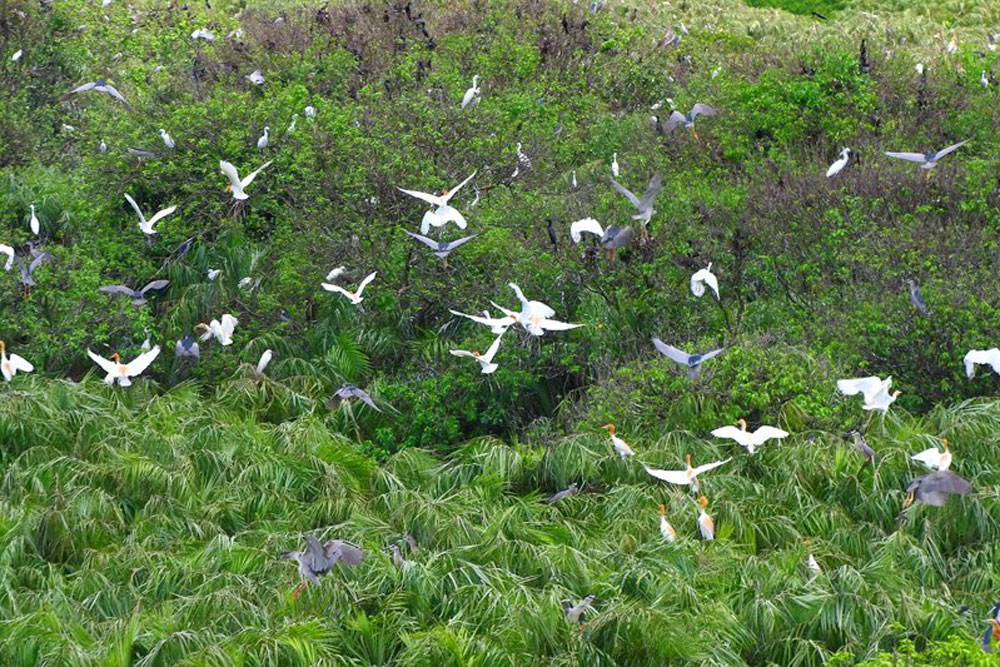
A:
[322, 271, 377, 305]
[571, 171, 578, 190]
[915, 63, 924, 75]
[99, 139, 108, 153]
[0, 340, 33, 382]
[697, 496, 715, 541]
[220, 159, 273, 200]
[461, 75, 481, 109]
[711, 418, 788, 455]
[515, 142, 531, 168]
[191, 28, 215, 40]
[964, 348, 1000, 379]
[304, 105, 316, 118]
[837, 375, 900, 413]
[0, 244, 13, 271]
[238, 276, 254, 289]
[247, 69, 265, 85]
[257, 126, 269, 149]
[207, 268, 222, 280]
[285, 114, 298, 135]
[159, 128, 175, 148]
[611, 152, 620, 177]
[448, 309, 514, 335]
[807, 553, 822, 577]
[450, 333, 503, 374]
[826, 148, 850, 177]
[29, 204, 39, 236]
[87, 346, 160, 386]
[690, 263, 719, 299]
[398, 172, 476, 234]
[256, 349, 273, 375]
[498, 283, 582, 336]
[197, 314, 238, 346]
[601, 423, 635, 458]
[325, 266, 347, 282]
[642, 453, 731, 492]
[124, 194, 176, 236]
[981, 70, 989, 90]
[659, 504, 677, 542]
[911, 439, 951, 471]
[12, 50, 22, 62]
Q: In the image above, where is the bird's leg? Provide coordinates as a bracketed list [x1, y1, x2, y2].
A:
[692, 126, 700, 142]
[291, 582, 306, 601]
[442, 256, 449, 270]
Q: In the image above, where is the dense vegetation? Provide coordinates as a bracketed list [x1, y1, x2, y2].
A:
[3, 0, 1000, 663]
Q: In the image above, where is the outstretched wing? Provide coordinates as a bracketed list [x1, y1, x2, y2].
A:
[355, 271, 377, 298]
[711, 426, 750, 446]
[240, 160, 273, 188]
[642, 464, 692, 485]
[539, 318, 583, 331]
[884, 151, 927, 163]
[87, 349, 118, 374]
[99, 285, 140, 298]
[8, 354, 33, 373]
[450, 349, 476, 359]
[481, 334, 504, 363]
[123, 194, 145, 221]
[397, 187, 440, 206]
[752, 426, 789, 441]
[836, 376, 883, 397]
[699, 348, 725, 362]
[350, 387, 382, 412]
[404, 230, 441, 249]
[689, 103, 717, 119]
[219, 161, 244, 190]
[665, 110, 687, 132]
[692, 457, 731, 477]
[570, 218, 605, 243]
[651, 338, 690, 364]
[441, 171, 477, 204]
[638, 174, 663, 210]
[965, 348, 1000, 378]
[145, 206, 177, 228]
[126, 345, 161, 377]
[933, 139, 969, 160]
[220, 314, 238, 339]
[139, 279, 169, 295]
[608, 178, 641, 208]
[443, 235, 478, 251]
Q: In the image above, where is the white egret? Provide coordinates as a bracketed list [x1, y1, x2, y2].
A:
[450, 333, 503, 374]
[826, 148, 850, 177]
[911, 439, 951, 471]
[87, 346, 160, 386]
[124, 194, 176, 236]
[982, 70, 989, 90]
[99, 139, 108, 153]
[448, 309, 514, 335]
[601, 423, 635, 458]
[256, 349, 273, 375]
[322, 271, 377, 305]
[711, 419, 788, 455]
[325, 266, 346, 282]
[247, 69, 265, 85]
[0, 244, 13, 271]
[0, 341, 34, 382]
[611, 152, 619, 177]
[238, 276, 254, 289]
[571, 171, 577, 190]
[29, 204, 39, 236]
[697, 496, 715, 540]
[569, 218, 605, 243]
[837, 375, 900, 413]
[220, 159, 273, 200]
[12, 49, 22, 61]
[690, 263, 719, 299]
[191, 28, 215, 40]
[659, 504, 677, 542]
[915, 63, 924, 75]
[498, 283, 583, 336]
[805, 541, 822, 577]
[642, 453, 731, 493]
[461, 75, 481, 109]
[257, 126, 269, 149]
[965, 348, 1000, 379]
[197, 314, 238, 346]
[159, 129, 174, 148]
[207, 268, 222, 280]
[398, 172, 476, 234]
[305, 105, 316, 118]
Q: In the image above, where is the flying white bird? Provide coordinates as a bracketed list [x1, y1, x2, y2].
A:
[124, 194, 176, 236]
[826, 148, 850, 177]
[197, 314, 238, 346]
[601, 423, 635, 458]
[220, 160, 273, 200]
[659, 504, 677, 542]
[159, 129, 175, 148]
[256, 349, 273, 375]
[322, 271, 377, 305]
[29, 204, 39, 236]
[0, 340, 33, 382]
[12, 50, 22, 62]
[885, 140, 969, 172]
[911, 439, 951, 471]
[257, 126, 269, 149]
[837, 375, 900, 413]
[611, 152, 620, 177]
[642, 453, 731, 492]
[449, 309, 514, 335]
[690, 263, 719, 299]
[964, 348, 1000, 379]
[461, 75, 481, 109]
[711, 418, 788, 454]
[87, 346, 160, 386]
[498, 283, 583, 336]
[450, 333, 503, 374]
[569, 218, 607, 243]
[398, 172, 476, 233]
[0, 244, 13, 271]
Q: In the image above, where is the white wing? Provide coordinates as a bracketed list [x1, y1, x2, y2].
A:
[322, 283, 354, 298]
[836, 376, 884, 398]
[481, 334, 503, 363]
[257, 349, 273, 374]
[8, 354, 33, 373]
[691, 457, 732, 477]
[910, 447, 943, 468]
[220, 161, 244, 191]
[538, 318, 583, 331]
[570, 218, 605, 243]
[641, 465, 692, 485]
[884, 151, 927, 163]
[126, 345, 161, 377]
[123, 194, 145, 222]
[220, 314, 238, 339]
[432, 205, 467, 229]
[752, 426, 789, 443]
[240, 160, 273, 188]
[690, 268, 719, 298]
[449, 349, 476, 359]
[449, 309, 515, 330]
[355, 272, 377, 298]
[326, 266, 347, 281]
[145, 206, 177, 228]
[964, 348, 1000, 378]
[87, 349, 119, 375]
[441, 172, 477, 204]
[0, 244, 14, 271]
[397, 187, 442, 207]
[711, 426, 752, 447]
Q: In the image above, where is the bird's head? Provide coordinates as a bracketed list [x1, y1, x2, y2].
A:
[601, 423, 615, 435]
[699, 495, 709, 509]
[0, 340, 5, 354]
[659, 503, 665, 517]
[737, 418, 747, 431]
[891, 390, 902, 399]
[804, 539, 812, 547]
[942, 439, 949, 451]
[472, 350, 481, 358]
[111, 352, 121, 363]
[685, 453, 693, 468]
[195, 323, 210, 333]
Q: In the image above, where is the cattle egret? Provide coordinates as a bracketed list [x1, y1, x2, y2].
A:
[827, 148, 850, 177]
[29, 204, 39, 236]
[711, 419, 788, 454]
[322, 271, 376, 305]
[965, 348, 1000, 379]
[690, 263, 719, 299]
[565, 595, 595, 623]
[498, 283, 583, 336]
[220, 160, 272, 200]
[837, 376, 900, 413]
[0, 341, 34, 382]
[601, 423, 635, 458]
[99, 279, 169, 306]
[697, 496, 715, 540]
[461, 75, 481, 109]
[642, 453, 731, 493]
[398, 172, 476, 234]
[611, 152, 620, 177]
[652, 338, 724, 379]
[257, 126, 269, 149]
[87, 346, 160, 386]
[903, 470, 970, 507]
[124, 194, 176, 236]
[666, 103, 717, 140]
[450, 334, 503, 374]
[545, 483, 579, 504]
[280, 535, 365, 600]
[159, 129, 174, 148]
[197, 314, 238, 346]
[659, 504, 677, 542]
[911, 440, 951, 471]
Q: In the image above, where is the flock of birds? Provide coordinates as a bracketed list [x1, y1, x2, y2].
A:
[5, 12, 1000, 640]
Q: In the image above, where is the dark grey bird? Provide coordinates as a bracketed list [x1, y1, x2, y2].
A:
[330, 384, 382, 412]
[174, 335, 200, 361]
[99, 279, 169, 306]
[403, 534, 418, 553]
[67, 80, 133, 110]
[386, 543, 414, 569]
[665, 104, 718, 140]
[600, 226, 633, 250]
[546, 219, 558, 251]
[652, 338, 724, 379]
[565, 594, 596, 623]
[126, 147, 157, 159]
[848, 430, 875, 462]
[608, 174, 663, 239]
[173, 236, 195, 257]
[403, 230, 478, 258]
[15, 252, 53, 288]
[279, 309, 294, 323]
[903, 470, 971, 508]
[885, 140, 969, 175]
[650, 115, 666, 135]
[659, 28, 682, 48]
[545, 483, 579, 504]
[906, 279, 929, 315]
[280, 534, 366, 600]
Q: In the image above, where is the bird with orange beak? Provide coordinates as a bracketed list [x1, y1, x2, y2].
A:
[659, 504, 677, 542]
[87, 346, 160, 386]
[697, 496, 714, 541]
[642, 453, 731, 493]
[602, 423, 635, 458]
[0, 340, 34, 382]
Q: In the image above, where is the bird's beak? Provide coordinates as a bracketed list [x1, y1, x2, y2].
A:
[943, 439, 949, 451]
[903, 491, 915, 508]
[737, 418, 747, 430]
[686, 453, 692, 467]
[601, 423, 612, 431]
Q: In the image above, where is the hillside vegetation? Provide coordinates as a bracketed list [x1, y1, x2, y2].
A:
[3, 0, 1000, 664]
